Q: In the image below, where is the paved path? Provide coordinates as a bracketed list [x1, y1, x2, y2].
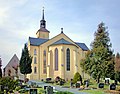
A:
[28, 80, 88, 94]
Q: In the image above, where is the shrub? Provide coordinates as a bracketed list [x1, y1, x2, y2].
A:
[0, 77, 18, 92]
[15, 86, 21, 91]
[73, 72, 82, 84]
[55, 76, 61, 83]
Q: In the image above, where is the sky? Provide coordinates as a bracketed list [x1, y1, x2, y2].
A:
[0, 0, 120, 68]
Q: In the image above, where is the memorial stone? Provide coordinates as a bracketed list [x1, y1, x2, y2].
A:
[110, 83, 116, 90]
[76, 83, 80, 88]
[30, 89, 37, 94]
[98, 83, 104, 88]
[46, 86, 53, 94]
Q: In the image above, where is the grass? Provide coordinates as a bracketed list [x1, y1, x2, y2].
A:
[33, 79, 120, 94]
[81, 89, 105, 94]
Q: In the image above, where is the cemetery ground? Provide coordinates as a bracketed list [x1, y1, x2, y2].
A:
[17, 78, 120, 94]
[1, 77, 120, 94]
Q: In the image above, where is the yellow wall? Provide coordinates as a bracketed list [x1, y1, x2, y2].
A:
[27, 33, 88, 81]
[36, 31, 49, 39]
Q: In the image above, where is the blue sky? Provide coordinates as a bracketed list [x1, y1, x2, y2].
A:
[0, 0, 120, 68]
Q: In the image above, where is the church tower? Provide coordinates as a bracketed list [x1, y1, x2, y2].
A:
[36, 8, 50, 39]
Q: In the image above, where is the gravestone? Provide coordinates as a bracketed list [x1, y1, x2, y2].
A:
[46, 78, 52, 82]
[110, 83, 116, 90]
[60, 80, 64, 86]
[44, 86, 48, 90]
[70, 81, 74, 87]
[30, 89, 37, 94]
[46, 86, 53, 94]
[98, 83, 104, 88]
[105, 78, 110, 84]
[76, 83, 80, 88]
[85, 81, 89, 88]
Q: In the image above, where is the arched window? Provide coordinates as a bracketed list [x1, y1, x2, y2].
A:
[43, 60, 46, 74]
[34, 67, 37, 74]
[34, 57, 37, 64]
[34, 49, 37, 55]
[66, 48, 70, 71]
[55, 48, 58, 71]
[44, 50, 46, 56]
[43, 50, 46, 74]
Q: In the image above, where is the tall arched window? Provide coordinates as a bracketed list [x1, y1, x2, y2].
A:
[44, 50, 46, 56]
[34, 67, 37, 74]
[34, 57, 37, 64]
[43, 50, 46, 74]
[55, 48, 58, 71]
[66, 48, 70, 71]
[34, 49, 37, 55]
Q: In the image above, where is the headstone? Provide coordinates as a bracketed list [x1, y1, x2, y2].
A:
[44, 86, 48, 90]
[98, 83, 104, 88]
[84, 80, 88, 85]
[46, 78, 52, 82]
[30, 89, 37, 94]
[85, 81, 89, 88]
[110, 83, 116, 90]
[60, 80, 64, 86]
[76, 83, 80, 88]
[46, 86, 53, 94]
[70, 82, 74, 87]
[105, 78, 110, 84]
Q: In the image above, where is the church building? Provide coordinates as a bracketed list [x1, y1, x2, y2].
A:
[27, 9, 89, 81]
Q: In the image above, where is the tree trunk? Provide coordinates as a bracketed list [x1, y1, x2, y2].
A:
[24, 74, 27, 83]
[97, 75, 100, 83]
[115, 80, 118, 85]
[97, 78, 100, 83]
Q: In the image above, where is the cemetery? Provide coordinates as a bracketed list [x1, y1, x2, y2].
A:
[1, 75, 120, 94]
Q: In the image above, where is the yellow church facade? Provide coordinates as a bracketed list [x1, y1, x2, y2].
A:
[27, 9, 89, 81]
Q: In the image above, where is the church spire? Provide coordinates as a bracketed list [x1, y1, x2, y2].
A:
[40, 7, 46, 28]
[42, 7, 44, 20]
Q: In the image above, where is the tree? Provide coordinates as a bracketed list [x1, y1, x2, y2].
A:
[20, 44, 32, 82]
[0, 77, 18, 93]
[81, 22, 114, 83]
[115, 53, 120, 83]
[0, 57, 2, 78]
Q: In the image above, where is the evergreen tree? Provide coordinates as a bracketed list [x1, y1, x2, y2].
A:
[81, 22, 114, 83]
[20, 44, 32, 82]
[115, 53, 120, 82]
[0, 58, 2, 78]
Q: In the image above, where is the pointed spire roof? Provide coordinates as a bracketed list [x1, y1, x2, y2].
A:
[42, 7, 45, 20]
[36, 7, 49, 33]
[40, 7, 46, 28]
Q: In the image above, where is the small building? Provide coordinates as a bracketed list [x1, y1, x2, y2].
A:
[4, 54, 24, 80]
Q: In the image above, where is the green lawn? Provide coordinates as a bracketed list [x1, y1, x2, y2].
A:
[81, 89, 105, 94]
